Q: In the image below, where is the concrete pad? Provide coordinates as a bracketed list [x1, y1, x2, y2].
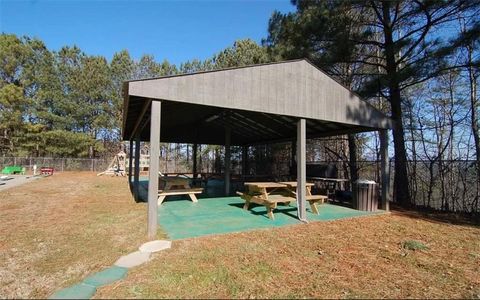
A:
[114, 251, 151, 268]
[82, 266, 128, 287]
[139, 240, 171, 253]
[0, 175, 40, 192]
[49, 283, 96, 299]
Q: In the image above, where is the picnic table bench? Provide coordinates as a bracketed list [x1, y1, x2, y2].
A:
[158, 176, 204, 205]
[237, 182, 327, 219]
[278, 181, 328, 215]
[1, 166, 25, 175]
[40, 167, 54, 176]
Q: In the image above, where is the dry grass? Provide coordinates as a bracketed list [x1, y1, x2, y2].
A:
[0, 172, 164, 298]
[95, 213, 480, 299]
[1, 172, 479, 299]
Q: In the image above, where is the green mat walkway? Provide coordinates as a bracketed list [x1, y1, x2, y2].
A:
[158, 196, 384, 240]
[49, 241, 171, 299]
[49, 266, 128, 299]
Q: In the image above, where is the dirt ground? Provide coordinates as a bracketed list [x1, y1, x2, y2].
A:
[0, 172, 164, 298]
[1, 172, 479, 299]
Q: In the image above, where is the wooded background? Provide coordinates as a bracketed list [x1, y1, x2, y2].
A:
[1, 0, 479, 215]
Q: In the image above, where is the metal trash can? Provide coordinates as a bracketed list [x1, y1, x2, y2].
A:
[353, 180, 378, 211]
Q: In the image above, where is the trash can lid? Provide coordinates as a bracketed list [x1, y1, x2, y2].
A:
[356, 179, 376, 184]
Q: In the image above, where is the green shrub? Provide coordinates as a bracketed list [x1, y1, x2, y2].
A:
[402, 240, 429, 251]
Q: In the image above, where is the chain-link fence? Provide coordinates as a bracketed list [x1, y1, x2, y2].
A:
[0, 157, 111, 173]
[0, 157, 218, 174]
[3, 156, 478, 214]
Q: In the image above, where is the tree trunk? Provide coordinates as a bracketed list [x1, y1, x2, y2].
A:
[467, 44, 480, 211]
[406, 98, 418, 205]
[382, 1, 410, 206]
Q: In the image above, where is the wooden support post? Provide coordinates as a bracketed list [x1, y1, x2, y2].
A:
[147, 101, 161, 240]
[198, 144, 202, 174]
[134, 135, 141, 201]
[128, 139, 133, 184]
[297, 119, 307, 222]
[380, 129, 390, 211]
[192, 143, 198, 180]
[291, 139, 296, 178]
[242, 145, 248, 177]
[225, 126, 231, 196]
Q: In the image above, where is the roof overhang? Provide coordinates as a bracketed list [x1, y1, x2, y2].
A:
[122, 59, 393, 145]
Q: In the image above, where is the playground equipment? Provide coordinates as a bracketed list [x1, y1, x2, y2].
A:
[125, 145, 150, 172]
[1, 166, 25, 175]
[97, 151, 126, 176]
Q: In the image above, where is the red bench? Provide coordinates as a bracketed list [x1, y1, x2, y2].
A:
[40, 167, 54, 176]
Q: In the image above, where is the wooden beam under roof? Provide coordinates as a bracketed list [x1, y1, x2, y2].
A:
[129, 99, 152, 140]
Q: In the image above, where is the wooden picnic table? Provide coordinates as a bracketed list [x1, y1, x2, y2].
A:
[238, 182, 327, 219]
[243, 182, 293, 198]
[307, 177, 349, 199]
[239, 182, 294, 219]
[307, 177, 349, 185]
[278, 181, 328, 214]
[278, 181, 315, 197]
[278, 181, 315, 189]
[158, 176, 203, 205]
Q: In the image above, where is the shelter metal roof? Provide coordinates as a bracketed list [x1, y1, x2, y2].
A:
[122, 59, 392, 145]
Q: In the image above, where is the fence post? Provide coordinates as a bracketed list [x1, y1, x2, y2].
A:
[61, 158, 65, 172]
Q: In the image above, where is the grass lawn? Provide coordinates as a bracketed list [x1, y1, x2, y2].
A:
[1, 172, 479, 299]
[0, 172, 165, 298]
[94, 213, 480, 299]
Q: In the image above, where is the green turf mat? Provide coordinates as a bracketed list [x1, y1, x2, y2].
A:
[49, 283, 96, 299]
[158, 196, 383, 240]
[82, 266, 128, 287]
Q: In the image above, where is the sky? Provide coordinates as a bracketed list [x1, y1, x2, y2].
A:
[0, 0, 296, 65]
